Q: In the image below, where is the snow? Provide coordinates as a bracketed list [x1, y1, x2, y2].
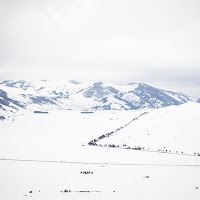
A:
[98, 102, 200, 155]
[0, 103, 200, 199]
[1, 80, 198, 118]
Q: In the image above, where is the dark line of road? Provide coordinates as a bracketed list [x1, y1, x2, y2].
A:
[0, 158, 200, 167]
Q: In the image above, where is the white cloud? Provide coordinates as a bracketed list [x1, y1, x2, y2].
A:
[0, 0, 200, 96]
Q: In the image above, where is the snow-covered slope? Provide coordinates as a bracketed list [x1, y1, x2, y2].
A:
[92, 102, 200, 157]
[0, 88, 26, 121]
[0, 103, 200, 200]
[0, 80, 198, 121]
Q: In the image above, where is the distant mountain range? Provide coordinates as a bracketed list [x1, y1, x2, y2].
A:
[0, 80, 199, 121]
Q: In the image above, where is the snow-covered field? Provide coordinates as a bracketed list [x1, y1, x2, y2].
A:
[0, 103, 200, 200]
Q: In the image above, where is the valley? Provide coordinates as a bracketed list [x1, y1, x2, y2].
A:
[0, 103, 200, 199]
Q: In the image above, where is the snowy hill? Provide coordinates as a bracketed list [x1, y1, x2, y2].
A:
[0, 80, 198, 121]
[90, 102, 200, 156]
[0, 88, 26, 121]
[0, 102, 200, 200]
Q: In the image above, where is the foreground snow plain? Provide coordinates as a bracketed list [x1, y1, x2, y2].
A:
[0, 102, 200, 200]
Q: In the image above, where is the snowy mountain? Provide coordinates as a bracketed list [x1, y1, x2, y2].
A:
[0, 80, 198, 120]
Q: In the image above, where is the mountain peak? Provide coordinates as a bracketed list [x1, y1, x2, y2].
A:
[0, 80, 197, 121]
[69, 80, 81, 84]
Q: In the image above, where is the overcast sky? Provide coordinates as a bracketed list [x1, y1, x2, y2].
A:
[0, 0, 200, 96]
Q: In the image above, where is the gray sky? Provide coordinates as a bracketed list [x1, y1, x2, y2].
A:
[0, 0, 200, 96]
